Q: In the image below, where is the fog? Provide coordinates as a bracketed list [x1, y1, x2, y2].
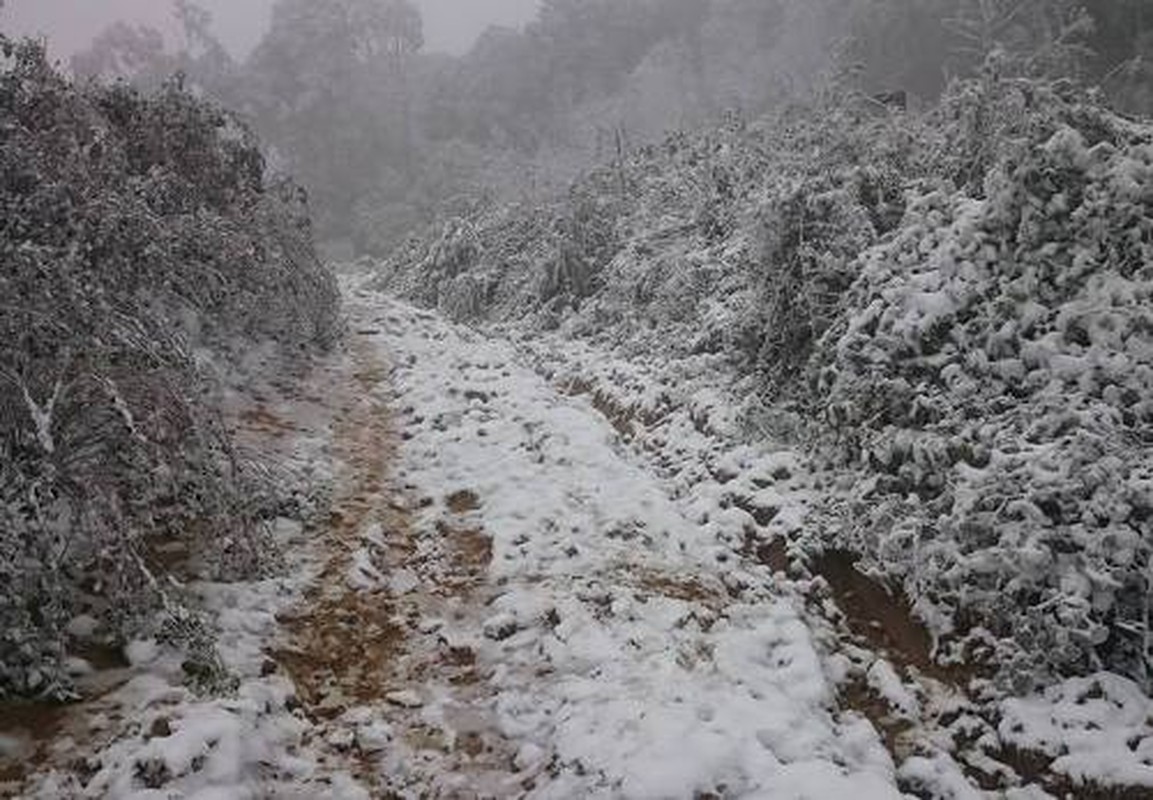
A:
[2, 0, 1141, 259]
[2, 0, 539, 58]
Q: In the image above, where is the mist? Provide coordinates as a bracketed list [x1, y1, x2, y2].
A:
[2, 0, 539, 58]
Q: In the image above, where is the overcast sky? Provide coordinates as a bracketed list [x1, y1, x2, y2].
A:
[1, 0, 540, 60]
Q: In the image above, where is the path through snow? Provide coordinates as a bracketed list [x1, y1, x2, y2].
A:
[346, 285, 902, 797]
[33, 282, 1153, 798]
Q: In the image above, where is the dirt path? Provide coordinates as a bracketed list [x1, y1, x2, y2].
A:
[340, 290, 909, 799]
[272, 300, 524, 798]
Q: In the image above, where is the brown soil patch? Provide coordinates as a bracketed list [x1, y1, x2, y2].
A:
[837, 677, 916, 759]
[812, 550, 964, 687]
[633, 569, 730, 614]
[266, 339, 407, 790]
[434, 521, 493, 593]
[742, 532, 789, 574]
[0, 703, 69, 785]
[446, 490, 482, 514]
[274, 592, 405, 717]
[268, 334, 514, 792]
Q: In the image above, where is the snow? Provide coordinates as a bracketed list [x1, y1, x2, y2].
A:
[15, 357, 370, 800]
[16, 274, 1151, 798]
[867, 659, 921, 719]
[21, 560, 371, 799]
[898, 753, 986, 800]
[999, 673, 1153, 789]
[361, 287, 904, 797]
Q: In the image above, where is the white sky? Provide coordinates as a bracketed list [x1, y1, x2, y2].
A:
[1, 0, 540, 60]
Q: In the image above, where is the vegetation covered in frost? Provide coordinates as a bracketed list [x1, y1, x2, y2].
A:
[378, 68, 1153, 692]
[0, 33, 339, 700]
[818, 75, 1153, 692]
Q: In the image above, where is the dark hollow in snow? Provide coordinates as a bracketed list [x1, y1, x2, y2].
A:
[812, 550, 968, 687]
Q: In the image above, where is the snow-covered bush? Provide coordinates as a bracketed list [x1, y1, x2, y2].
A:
[381, 102, 914, 380]
[816, 76, 1153, 690]
[381, 61, 1153, 693]
[0, 36, 339, 699]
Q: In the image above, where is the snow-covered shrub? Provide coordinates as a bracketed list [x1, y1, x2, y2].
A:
[382, 102, 917, 385]
[381, 62, 1153, 692]
[0, 36, 339, 699]
[816, 77, 1153, 690]
[748, 99, 917, 391]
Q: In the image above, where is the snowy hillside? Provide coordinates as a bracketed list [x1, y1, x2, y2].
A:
[377, 73, 1153, 693]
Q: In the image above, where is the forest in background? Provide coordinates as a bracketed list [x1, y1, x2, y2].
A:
[55, 0, 1153, 256]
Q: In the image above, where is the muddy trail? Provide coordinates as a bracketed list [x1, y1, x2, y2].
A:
[269, 301, 527, 798]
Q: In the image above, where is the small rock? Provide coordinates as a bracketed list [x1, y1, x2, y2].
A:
[341, 707, 375, 726]
[317, 690, 348, 715]
[326, 727, 355, 752]
[483, 614, 519, 642]
[147, 717, 173, 740]
[66, 615, 99, 639]
[515, 742, 546, 772]
[385, 690, 423, 709]
[418, 618, 445, 635]
[64, 657, 93, 677]
[260, 659, 279, 677]
[0, 734, 24, 759]
[124, 639, 159, 667]
[134, 757, 171, 789]
[356, 722, 393, 753]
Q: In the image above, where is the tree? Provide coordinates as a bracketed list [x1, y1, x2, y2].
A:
[529, 0, 665, 106]
[846, 0, 1099, 97]
[943, 0, 1093, 77]
[70, 22, 175, 84]
[245, 0, 424, 240]
[172, 0, 237, 101]
[1087, 0, 1153, 113]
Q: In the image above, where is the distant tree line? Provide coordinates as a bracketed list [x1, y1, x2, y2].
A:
[848, 0, 1151, 105]
[63, 1, 1153, 254]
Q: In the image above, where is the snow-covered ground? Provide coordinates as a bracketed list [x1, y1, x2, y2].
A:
[9, 348, 377, 799]
[8, 281, 1153, 799]
[358, 288, 901, 798]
